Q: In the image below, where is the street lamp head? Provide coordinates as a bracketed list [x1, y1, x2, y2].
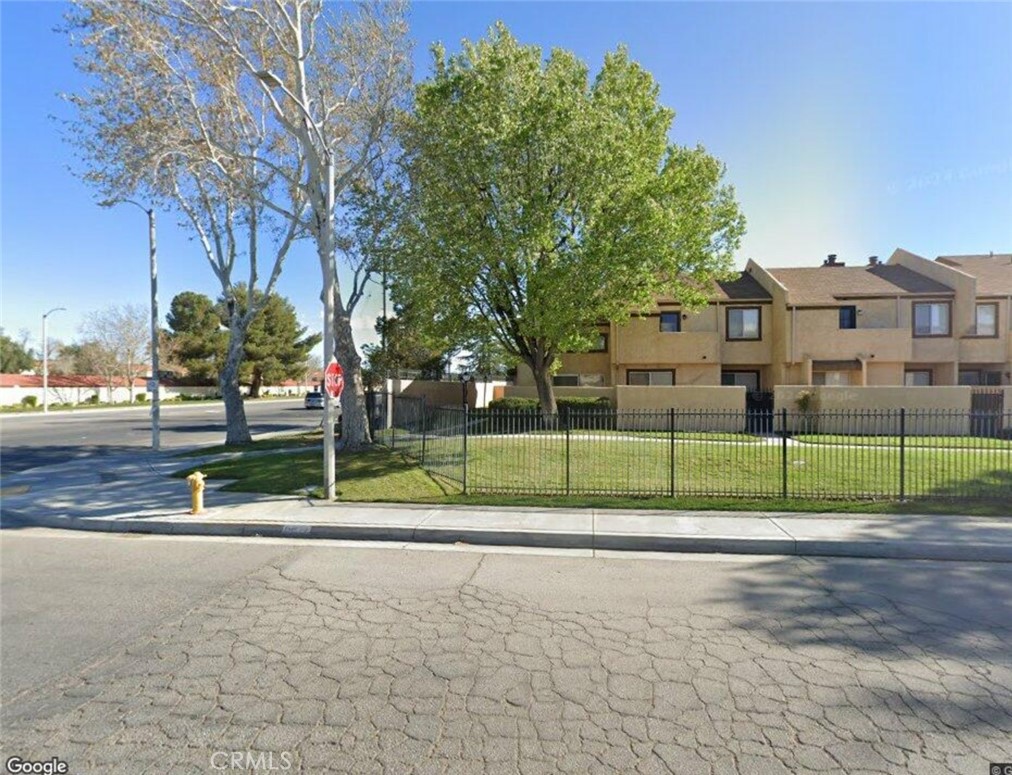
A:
[44, 306, 67, 319]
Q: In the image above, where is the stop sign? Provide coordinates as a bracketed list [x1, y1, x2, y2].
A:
[324, 361, 345, 399]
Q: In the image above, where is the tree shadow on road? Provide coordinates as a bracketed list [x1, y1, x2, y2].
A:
[720, 470, 1012, 665]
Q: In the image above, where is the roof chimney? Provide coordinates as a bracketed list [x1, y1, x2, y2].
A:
[867, 255, 880, 267]
[822, 253, 844, 267]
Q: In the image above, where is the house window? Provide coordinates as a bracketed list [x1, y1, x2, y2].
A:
[627, 370, 674, 386]
[839, 306, 857, 329]
[912, 302, 951, 337]
[959, 370, 1002, 386]
[726, 307, 761, 340]
[659, 312, 681, 332]
[721, 371, 759, 390]
[555, 373, 607, 387]
[589, 332, 609, 352]
[904, 370, 932, 387]
[812, 371, 851, 386]
[975, 303, 998, 337]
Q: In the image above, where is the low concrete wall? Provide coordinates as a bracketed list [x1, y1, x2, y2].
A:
[0, 383, 316, 407]
[774, 386, 973, 435]
[503, 386, 617, 404]
[391, 379, 508, 409]
[616, 386, 746, 431]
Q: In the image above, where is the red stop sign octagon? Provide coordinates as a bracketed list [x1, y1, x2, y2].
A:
[324, 361, 345, 399]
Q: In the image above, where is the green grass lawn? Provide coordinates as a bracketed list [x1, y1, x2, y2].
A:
[174, 446, 452, 501]
[174, 437, 1011, 515]
[795, 434, 1011, 450]
[174, 430, 324, 458]
[453, 435, 1012, 500]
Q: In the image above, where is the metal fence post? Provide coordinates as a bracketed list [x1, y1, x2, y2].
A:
[420, 398, 428, 467]
[899, 408, 906, 501]
[669, 407, 676, 498]
[390, 395, 396, 450]
[462, 405, 468, 495]
[781, 408, 788, 499]
[564, 406, 571, 496]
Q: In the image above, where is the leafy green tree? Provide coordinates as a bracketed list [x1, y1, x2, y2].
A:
[166, 292, 226, 384]
[167, 289, 321, 398]
[0, 330, 34, 373]
[362, 303, 452, 384]
[396, 25, 746, 415]
[221, 288, 321, 399]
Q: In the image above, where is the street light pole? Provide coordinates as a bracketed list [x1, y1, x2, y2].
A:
[100, 199, 160, 450]
[146, 206, 160, 451]
[42, 307, 66, 413]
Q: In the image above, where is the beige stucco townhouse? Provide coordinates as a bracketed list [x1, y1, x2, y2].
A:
[528, 249, 1011, 392]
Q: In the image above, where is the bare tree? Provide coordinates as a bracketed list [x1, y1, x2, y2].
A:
[65, 1, 410, 453]
[79, 305, 149, 401]
[65, 2, 309, 444]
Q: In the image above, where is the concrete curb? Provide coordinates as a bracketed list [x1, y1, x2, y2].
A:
[4, 509, 1011, 562]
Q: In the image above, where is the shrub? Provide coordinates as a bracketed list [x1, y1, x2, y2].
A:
[136, 393, 147, 403]
[558, 396, 614, 430]
[794, 390, 815, 413]
[488, 397, 539, 411]
[86, 394, 100, 405]
[557, 396, 611, 410]
[20, 395, 37, 408]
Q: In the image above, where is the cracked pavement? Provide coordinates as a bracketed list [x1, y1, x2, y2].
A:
[2, 531, 1010, 774]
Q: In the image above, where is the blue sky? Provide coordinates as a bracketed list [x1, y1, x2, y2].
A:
[2, 1, 1011, 355]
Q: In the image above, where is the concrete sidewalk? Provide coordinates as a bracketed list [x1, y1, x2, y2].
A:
[2, 450, 1010, 561]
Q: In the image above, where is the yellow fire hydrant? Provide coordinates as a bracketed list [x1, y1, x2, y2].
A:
[186, 471, 207, 514]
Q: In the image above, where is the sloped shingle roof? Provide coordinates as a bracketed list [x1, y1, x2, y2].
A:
[766, 265, 953, 306]
[712, 272, 772, 301]
[936, 254, 1012, 296]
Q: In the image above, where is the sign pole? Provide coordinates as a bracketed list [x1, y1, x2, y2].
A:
[323, 360, 345, 500]
[321, 154, 337, 500]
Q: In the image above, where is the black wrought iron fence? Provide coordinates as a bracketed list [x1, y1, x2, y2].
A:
[371, 396, 1012, 501]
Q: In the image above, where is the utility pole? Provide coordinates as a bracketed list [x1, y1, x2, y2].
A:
[100, 199, 160, 450]
[42, 307, 66, 413]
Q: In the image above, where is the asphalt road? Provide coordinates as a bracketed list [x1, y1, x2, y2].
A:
[0, 399, 322, 473]
[2, 530, 1010, 774]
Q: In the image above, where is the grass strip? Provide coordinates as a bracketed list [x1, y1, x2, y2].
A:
[174, 430, 324, 458]
[173, 446, 452, 501]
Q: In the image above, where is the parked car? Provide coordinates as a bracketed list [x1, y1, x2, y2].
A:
[304, 391, 324, 409]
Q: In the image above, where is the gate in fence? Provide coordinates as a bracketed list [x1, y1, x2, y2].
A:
[745, 390, 774, 434]
[970, 389, 1005, 438]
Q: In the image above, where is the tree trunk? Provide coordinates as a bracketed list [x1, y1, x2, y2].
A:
[333, 294, 372, 450]
[528, 350, 558, 424]
[249, 367, 263, 399]
[219, 325, 252, 446]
